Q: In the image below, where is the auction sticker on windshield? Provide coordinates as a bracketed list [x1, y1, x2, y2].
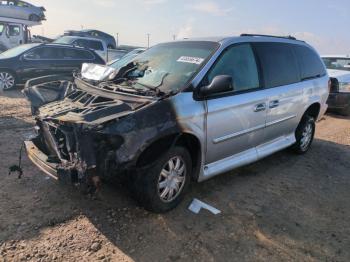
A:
[177, 56, 205, 65]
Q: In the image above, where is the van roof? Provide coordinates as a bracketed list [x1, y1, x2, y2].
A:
[179, 34, 305, 44]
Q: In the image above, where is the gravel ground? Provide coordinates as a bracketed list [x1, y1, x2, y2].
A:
[0, 90, 349, 262]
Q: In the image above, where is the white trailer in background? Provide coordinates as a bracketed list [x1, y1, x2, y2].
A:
[0, 16, 41, 51]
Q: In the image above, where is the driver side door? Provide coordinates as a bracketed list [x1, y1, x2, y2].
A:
[204, 43, 267, 171]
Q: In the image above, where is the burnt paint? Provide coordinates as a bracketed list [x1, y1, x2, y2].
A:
[99, 98, 181, 168]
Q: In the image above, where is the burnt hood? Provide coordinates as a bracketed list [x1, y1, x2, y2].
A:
[38, 78, 156, 125]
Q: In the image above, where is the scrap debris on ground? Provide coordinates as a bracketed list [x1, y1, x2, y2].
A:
[0, 90, 349, 262]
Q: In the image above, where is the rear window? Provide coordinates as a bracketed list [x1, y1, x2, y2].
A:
[294, 45, 326, 80]
[254, 42, 300, 88]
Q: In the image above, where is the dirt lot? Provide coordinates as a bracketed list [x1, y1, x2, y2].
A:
[0, 90, 349, 262]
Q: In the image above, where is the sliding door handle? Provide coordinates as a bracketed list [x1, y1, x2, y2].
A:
[269, 100, 280, 108]
[254, 103, 266, 112]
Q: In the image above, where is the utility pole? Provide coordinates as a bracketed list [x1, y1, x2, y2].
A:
[116, 33, 119, 47]
[147, 33, 150, 48]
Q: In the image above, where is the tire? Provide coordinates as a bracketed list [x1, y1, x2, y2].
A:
[340, 105, 350, 116]
[107, 44, 115, 49]
[0, 70, 17, 90]
[132, 146, 192, 213]
[29, 14, 40, 21]
[292, 115, 316, 154]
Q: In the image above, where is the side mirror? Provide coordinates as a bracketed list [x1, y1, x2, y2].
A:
[199, 75, 234, 96]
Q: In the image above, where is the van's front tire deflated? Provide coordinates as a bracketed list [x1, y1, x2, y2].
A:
[292, 115, 316, 154]
[133, 146, 192, 213]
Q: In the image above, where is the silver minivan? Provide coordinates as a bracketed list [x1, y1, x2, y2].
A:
[24, 34, 329, 213]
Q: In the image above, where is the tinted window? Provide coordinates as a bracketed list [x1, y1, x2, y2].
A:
[88, 40, 103, 51]
[25, 47, 63, 59]
[207, 43, 260, 92]
[254, 42, 300, 88]
[72, 39, 103, 51]
[294, 46, 326, 80]
[8, 25, 20, 36]
[62, 48, 94, 60]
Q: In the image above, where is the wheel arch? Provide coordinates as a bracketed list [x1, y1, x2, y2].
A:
[136, 132, 202, 181]
[303, 102, 321, 120]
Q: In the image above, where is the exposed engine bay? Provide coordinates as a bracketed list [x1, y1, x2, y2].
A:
[24, 74, 180, 192]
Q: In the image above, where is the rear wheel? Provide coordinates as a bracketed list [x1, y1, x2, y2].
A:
[29, 14, 40, 21]
[0, 71, 16, 90]
[132, 146, 192, 213]
[292, 115, 315, 154]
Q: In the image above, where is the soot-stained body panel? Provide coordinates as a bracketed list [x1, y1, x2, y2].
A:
[25, 76, 185, 184]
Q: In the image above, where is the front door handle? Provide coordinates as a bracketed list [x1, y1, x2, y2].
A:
[269, 100, 280, 108]
[254, 103, 266, 112]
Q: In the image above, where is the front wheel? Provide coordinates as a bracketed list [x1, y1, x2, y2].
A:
[0, 71, 16, 90]
[292, 115, 315, 154]
[133, 146, 192, 213]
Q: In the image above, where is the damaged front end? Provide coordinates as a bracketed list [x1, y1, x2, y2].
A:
[24, 76, 167, 187]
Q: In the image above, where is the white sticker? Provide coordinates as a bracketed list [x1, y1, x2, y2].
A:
[177, 56, 205, 65]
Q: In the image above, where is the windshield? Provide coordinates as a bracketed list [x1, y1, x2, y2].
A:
[118, 41, 219, 94]
[323, 57, 350, 71]
[54, 36, 74, 45]
[0, 43, 40, 58]
[108, 50, 144, 69]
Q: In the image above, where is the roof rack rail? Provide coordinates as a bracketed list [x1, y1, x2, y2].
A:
[240, 33, 297, 40]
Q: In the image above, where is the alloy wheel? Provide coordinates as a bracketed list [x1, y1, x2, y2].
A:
[300, 122, 313, 151]
[158, 156, 187, 203]
[0, 72, 15, 90]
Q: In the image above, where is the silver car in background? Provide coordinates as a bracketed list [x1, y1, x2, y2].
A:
[322, 55, 350, 115]
[0, 0, 46, 21]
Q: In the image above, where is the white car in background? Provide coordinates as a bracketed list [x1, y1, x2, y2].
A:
[322, 55, 350, 115]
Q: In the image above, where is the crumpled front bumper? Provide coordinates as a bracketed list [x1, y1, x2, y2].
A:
[24, 140, 59, 180]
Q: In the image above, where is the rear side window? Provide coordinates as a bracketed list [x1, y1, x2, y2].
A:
[62, 48, 94, 60]
[254, 42, 300, 88]
[88, 40, 103, 51]
[294, 45, 326, 80]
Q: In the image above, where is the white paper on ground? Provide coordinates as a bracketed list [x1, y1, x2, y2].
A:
[188, 198, 221, 215]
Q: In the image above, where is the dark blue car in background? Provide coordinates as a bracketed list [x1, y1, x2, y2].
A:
[0, 43, 105, 90]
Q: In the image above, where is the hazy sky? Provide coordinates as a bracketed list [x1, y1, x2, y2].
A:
[29, 0, 350, 54]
